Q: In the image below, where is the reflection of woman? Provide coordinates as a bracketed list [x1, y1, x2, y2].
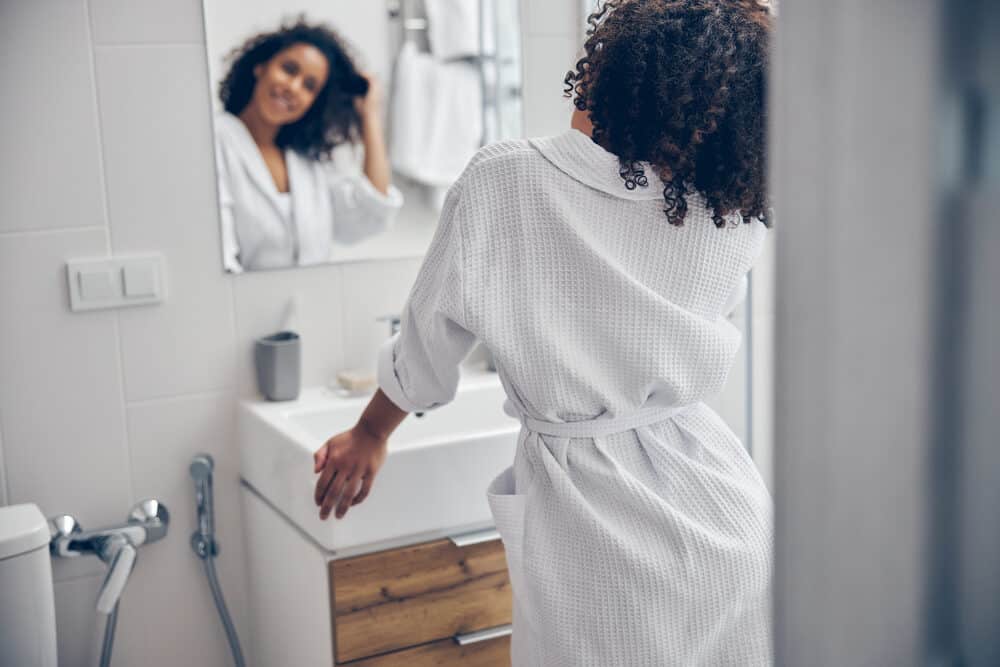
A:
[215, 21, 402, 272]
[313, 0, 773, 664]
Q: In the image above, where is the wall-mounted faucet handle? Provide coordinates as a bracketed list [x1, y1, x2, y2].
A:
[95, 534, 137, 615]
[48, 515, 82, 558]
[128, 499, 169, 545]
[46, 501, 167, 616]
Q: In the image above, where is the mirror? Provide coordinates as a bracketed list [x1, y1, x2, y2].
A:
[202, 0, 524, 273]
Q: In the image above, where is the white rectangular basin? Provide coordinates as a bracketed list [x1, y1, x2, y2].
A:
[239, 368, 520, 554]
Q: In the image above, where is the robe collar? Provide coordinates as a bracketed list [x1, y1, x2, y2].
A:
[216, 113, 314, 252]
[216, 113, 279, 194]
[215, 112, 308, 207]
[529, 129, 667, 201]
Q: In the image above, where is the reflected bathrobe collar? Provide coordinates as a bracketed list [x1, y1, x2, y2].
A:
[214, 112, 311, 213]
[215, 113, 284, 201]
[215, 112, 320, 262]
[529, 129, 668, 201]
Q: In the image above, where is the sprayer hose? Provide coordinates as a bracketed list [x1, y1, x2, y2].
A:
[204, 555, 246, 667]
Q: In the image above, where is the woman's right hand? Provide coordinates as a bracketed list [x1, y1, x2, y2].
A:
[313, 422, 388, 520]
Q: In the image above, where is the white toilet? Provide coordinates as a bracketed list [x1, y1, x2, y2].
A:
[0, 503, 58, 666]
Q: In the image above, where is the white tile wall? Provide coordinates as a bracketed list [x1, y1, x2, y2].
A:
[522, 35, 579, 138]
[89, 0, 205, 45]
[115, 392, 249, 666]
[0, 1, 105, 233]
[519, 0, 582, 138]
[0, 230, 133, 531]
[95, 44, 238, 401]
[523, 0, 580, 35]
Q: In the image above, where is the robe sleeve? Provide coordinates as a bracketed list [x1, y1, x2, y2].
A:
[376, 184, 477, 412]
[328, 170, 404, 245]
[215, 142, 244, 273]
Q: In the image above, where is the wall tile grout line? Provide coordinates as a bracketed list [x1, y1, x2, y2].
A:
[83, 0, 137, 504]
[82, 0, 113, 251]
[0, 225, 108, 239]
[125, 387, 233, 409]
[93, 41, 206, 49]
[52, 570, 105, 585]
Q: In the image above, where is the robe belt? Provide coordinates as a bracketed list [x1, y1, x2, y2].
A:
[504, 399, 692, 439]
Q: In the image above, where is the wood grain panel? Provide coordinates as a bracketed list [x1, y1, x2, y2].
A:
[342, 633, 511, 667]
[330, 537, 512, 663]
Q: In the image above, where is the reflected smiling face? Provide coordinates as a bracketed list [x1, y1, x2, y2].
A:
[250, 43, 330, 127]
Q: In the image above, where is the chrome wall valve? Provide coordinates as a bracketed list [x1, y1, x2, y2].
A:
[48, 500, 170, 614]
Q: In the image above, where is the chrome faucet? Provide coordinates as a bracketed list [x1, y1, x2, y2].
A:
[49, 500, 169, 614]
[377, 314, 402, 337]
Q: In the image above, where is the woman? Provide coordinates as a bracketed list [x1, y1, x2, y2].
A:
[313, 1, 772, 664]
[214, 21, 402, 272]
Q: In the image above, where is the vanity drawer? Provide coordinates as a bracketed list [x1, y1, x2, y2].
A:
[330, 533, 512, 663]
[343, 630, 511, 666]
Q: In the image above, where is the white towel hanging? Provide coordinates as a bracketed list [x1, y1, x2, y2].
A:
[390, 41, 483, 187]
[424, 0, 495, 60]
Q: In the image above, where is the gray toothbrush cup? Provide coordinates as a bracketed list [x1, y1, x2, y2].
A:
[254, 331, 301, 401]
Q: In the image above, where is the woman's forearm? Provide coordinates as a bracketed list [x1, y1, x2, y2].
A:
[357, 388, 408, 441]
[360, 111, 392, 195]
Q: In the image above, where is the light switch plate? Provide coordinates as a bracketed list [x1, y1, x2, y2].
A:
[122, 262, 157, 298]
[79, 269, 115, 300]
[67, 254, 166, 312]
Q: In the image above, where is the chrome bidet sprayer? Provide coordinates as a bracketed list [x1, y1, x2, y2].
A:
[188, 453, 246, 667]
[189, 454, 217, 558]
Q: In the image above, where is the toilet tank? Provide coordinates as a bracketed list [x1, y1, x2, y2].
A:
[0, 504, 58, 667]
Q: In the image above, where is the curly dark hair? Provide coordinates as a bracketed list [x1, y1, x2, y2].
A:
[219, 19, 369, 161]
[564, 0, 771, 227]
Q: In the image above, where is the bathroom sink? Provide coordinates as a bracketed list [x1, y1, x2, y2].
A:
[239, 367, 520, 554]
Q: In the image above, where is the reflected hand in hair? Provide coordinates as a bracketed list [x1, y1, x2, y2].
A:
[313, 388, 407, 520]
[353, 71, 383, 120]
[354, 71, 392, 196]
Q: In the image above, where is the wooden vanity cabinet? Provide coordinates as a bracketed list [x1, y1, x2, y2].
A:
[330, 534, 513, 665]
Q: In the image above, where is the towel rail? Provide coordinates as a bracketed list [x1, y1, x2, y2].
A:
[388, 0, 522, 148]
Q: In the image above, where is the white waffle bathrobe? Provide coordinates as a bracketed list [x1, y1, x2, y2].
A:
[214, 113, 403, 273]
[377, 129, 772, 666]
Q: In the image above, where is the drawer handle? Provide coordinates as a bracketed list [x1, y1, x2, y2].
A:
[453, 623, 513, 646]
[448, 528, 501, 547]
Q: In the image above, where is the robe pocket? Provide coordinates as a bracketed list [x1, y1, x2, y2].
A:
[486, 465, 527, 578]
[487, 464, 537, 657]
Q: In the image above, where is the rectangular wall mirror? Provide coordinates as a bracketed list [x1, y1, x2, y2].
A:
[202, 0, 524, 273]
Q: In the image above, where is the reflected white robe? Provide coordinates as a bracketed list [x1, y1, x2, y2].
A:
[213, 113, 403, 272]
[377, 130, 772, 666]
